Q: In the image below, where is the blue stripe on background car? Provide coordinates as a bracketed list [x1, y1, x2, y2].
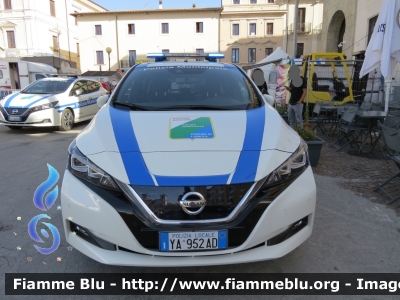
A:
[4, 93, 21, 108]
[23, 95, 55, 108]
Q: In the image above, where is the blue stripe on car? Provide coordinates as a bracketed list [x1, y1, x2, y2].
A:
[23, 95, 54, 108]
[230, 106, 266, 184]
[109, 106, 155, 186]
[4, 93, 20, 108]
[54, 98, 98, 112]
[154, 174, 230, 187]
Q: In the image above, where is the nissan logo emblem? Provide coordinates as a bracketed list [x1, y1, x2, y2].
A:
[12, 109, 19, 114]
[179, 192, 207, 215]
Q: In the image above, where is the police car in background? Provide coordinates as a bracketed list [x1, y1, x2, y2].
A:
[0, 77, 107, 131]
[61, 53, 316, 266]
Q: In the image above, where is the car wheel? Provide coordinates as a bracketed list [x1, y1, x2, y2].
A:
[6, 126, 22, 130]
[59, 109, 74, 131]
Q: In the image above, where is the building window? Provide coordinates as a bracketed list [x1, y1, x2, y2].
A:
[249, 23, 256, 36]
[266, 23, 274, 35]
[96, 51, 104, 64]
[233, 0, 240, 4]
[250, 0, 257, 3]
[267, 0, 275, 3]
[0, 70, 3, 79]
[265, 48, 273, 57]
[77, 43, 80, 57]
[129, 50, 136, 66]
[128, 24, 135, 34]
[6, 31, 15, 48]
[196, 22, 203, 33]
[196, 48, 204, 61]
[4, 0, 11, 10]
[95, 25, 102, 35]
[368, 15, 378, 45]
[298, 8, 306, 32]
[296, 43, 304, 58]
[53, 35, 58, 52]
[232, 24, 239, 36]
[161, 23, 169, 34]
[232, 48, 239, 63]
[74, 11, 78, 26]
[50, 0, 56, 17]
[248, 48, 256, 62]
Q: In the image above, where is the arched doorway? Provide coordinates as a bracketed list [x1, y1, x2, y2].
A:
[327, 10, 346, 53]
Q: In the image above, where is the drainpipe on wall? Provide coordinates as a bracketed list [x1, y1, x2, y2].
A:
[115, 14, 120, 69]
[285, 0, 289, 53]
[64, 0, 71, 61]
[23, 0, 30, 55]
[293, 0, 299, 58]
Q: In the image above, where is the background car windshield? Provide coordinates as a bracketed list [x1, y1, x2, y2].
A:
[22, 80, 71, 94]
[114, 65, 261, 110]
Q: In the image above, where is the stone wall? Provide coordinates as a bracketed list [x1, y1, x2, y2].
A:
[321, 0, 357, 57]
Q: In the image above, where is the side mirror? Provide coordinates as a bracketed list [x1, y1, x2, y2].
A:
[75, 89, 83, 96]
[97, 94, 109, 108]
[263, 94, 274, 106]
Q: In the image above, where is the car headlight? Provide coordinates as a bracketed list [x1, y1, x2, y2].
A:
[30, 101, 59, 112]
[262, 139, 309, 188]
[68, 140, 120, 191]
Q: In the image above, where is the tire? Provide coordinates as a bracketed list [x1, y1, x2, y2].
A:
[59, 109, 74, 131]
[6, 126, 23, 130]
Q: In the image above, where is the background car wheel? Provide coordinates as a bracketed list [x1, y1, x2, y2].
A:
[6, 126, 22, 130]
[59, 109, 74, 131]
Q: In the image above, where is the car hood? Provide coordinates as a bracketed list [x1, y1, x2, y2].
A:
[76, 104, 300, 186]
[1, 92, 57, 109]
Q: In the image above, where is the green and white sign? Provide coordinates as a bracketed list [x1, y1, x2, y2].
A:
[170, 117, 214, 139]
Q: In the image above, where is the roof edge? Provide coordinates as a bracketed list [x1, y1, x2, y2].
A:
[87, 0, 109, 11]
[72, 7, 223, 16]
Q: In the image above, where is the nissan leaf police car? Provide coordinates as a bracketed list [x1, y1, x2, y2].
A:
[61, 53, 316, 266]
[0, 77, 107, 131]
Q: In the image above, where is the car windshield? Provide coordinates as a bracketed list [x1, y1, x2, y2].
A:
[113, 64, 262, 110]
[21, 80, 71, 94]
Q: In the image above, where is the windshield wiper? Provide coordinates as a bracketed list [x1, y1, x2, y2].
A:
[154, 105, 235, 111]
[23, 92, 50, 94]
[113, 102, 152, 111]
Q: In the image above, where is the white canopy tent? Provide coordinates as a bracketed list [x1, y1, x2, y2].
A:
[360, 0, 400, 113]
[246, 47, 291, 102]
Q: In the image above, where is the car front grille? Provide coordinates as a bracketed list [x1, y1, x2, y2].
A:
[4, 107, 30, 115]
[130, 183, 254, 221]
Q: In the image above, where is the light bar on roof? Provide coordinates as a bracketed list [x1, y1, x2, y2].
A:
[146, 52, 225, 62]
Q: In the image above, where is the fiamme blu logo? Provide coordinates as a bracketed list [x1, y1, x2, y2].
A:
[28, 164, 60, 254]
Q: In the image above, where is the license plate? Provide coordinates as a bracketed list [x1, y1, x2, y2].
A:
[8, 116, 21, 121]
[159, 230, 228, 251]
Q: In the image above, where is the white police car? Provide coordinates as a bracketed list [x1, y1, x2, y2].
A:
[61, 53, 316, 266]
[0, 77, 107, 131]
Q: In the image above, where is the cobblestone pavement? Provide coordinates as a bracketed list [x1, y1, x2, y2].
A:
[312, 131, 400, 216]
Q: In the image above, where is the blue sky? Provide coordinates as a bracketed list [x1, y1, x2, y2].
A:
[93, 0, 222, 11]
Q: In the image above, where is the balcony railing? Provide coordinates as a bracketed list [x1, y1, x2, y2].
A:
[287, 22, 311, 34]
[312, 23, 322, 34]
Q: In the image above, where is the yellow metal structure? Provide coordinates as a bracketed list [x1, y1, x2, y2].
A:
[301, 52, 354, 105]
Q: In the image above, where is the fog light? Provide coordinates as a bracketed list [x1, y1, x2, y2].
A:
[69, 221, 116, 251]
[43, 119, 52, 123]
[267, 216, 308, 246]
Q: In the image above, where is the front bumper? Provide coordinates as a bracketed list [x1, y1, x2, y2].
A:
[0, 108, 59, 127]
[61, 167, 316, 266]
